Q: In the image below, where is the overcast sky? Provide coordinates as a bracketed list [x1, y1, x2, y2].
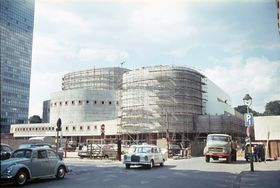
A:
[29, 0, 280, 117]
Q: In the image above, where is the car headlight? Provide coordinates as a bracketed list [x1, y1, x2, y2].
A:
[144, 156, 148, 162]
[4, 164, 16, 176]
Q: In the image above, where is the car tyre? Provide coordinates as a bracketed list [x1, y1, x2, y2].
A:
[160, 159, 165, 167]
[14, 169, 28, 186]
[205, 155, 210, 163]
[56, 166, 66, 179]
[148, 160, 154, 169]
[125, 164, 130, 169]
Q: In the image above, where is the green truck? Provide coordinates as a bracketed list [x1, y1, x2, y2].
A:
[203, 134, 237, 163]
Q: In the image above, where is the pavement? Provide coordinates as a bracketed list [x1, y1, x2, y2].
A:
[237, 159, 280, 188]
[63, 152, 280, 188]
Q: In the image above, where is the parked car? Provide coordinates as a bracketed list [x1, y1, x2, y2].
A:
[0, 143, 13, 160]
[19, 142, 64, 160]
[123, 145, 167, 169]
[78, 144, 117, 159]
[0, 147, 71, 186]
[168, 143, 182, 157]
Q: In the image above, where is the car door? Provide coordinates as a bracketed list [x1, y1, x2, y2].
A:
[31, 149, 50, 177]
[153, 147, 160, 164]
[47, 150, 58, 175]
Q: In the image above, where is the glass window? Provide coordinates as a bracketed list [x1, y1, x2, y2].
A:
[47, 150, 57, 159]
[38, 150, 47, 159]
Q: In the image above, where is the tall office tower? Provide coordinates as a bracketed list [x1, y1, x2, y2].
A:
[277, 0, 280, 34]
[0, 0, 35, 133]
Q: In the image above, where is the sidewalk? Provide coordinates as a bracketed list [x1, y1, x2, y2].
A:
[238, 160, 280, 188]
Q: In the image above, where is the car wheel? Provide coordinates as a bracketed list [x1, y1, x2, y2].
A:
[56, 166, 66, 179]
[160, 159, 165, 167]
[205, 155, 210, 163]
[125, 164, 130, 169]
[14, 169, 28, 186]
[148, 160, 154, 169]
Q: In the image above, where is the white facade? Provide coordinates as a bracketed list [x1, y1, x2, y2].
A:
[50, 89, 119, 124]
[11, 120, 118, 138]
[254, 116, 280, 140]
[205, 78, 234, 115]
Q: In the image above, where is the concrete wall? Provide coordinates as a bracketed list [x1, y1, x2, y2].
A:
[254, 116, 280, 140]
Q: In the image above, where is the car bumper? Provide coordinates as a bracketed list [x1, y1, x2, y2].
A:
[204, 152, 230, 157]
[0, 175, 14, 183]
[123, 161, 150, 165]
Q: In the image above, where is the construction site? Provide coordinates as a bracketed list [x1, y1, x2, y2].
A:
[8, 66, 246, 156]
[119, 65, 246, 149]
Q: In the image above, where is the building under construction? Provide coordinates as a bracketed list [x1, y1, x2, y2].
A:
[120, 65, 245, 144]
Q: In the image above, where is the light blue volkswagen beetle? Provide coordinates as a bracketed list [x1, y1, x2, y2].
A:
[0, 147, 70, 186]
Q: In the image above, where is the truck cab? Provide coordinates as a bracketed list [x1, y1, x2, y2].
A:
[203, 134, 237, 163]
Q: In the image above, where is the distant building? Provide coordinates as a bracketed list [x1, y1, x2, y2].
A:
[50, 67, 129, 124]
[42, 100, 50, 123]
[277, 0, 280, 34]
[0, 0, 35, 133]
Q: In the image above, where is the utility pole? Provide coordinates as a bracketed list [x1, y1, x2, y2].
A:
[56, 118, 62, 153]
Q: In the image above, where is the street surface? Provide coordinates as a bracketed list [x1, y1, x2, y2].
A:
[2, 157, 279, 188]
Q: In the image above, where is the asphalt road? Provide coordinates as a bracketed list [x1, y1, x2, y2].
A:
[1, 157, 254, 188]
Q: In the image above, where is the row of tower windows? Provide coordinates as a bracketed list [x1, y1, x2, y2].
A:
[15, 127, 55, 131]
[14, 125, 99, 132]
[51, 100, 119, 107]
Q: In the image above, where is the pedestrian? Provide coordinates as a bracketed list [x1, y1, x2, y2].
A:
[256, 145, 262, 162]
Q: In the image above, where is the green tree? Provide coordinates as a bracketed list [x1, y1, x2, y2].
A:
[29, 115, 42, 123]
[264, 101, 280, 115]
[234, 105, 261, 116]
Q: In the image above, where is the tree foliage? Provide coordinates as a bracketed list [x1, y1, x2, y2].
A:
[264, 101, 280, 116]
[234, 105, 261, 116]
[29, 115, 42, 123]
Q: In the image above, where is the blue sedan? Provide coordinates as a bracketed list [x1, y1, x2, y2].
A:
[0, 147, 70, 185]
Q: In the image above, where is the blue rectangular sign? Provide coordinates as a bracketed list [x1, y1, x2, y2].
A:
[244, 113, 254, 126]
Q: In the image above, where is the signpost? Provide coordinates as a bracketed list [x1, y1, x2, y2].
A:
[56, 118, 62, 153]
[243, 94, 254, 172]
[100, 124, 105, 156]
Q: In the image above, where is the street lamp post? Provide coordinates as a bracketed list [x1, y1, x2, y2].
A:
[243, 94, 254, 172]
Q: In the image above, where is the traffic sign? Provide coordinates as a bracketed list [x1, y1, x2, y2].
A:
[244, 113, 254, 127]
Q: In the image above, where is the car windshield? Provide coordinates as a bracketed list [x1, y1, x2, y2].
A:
[19, 143, 51, 149]
[207, 135, 229, 142]
[134, 147, 152, 153]
[11, 149, 32, 159]
[19, 143, 33, 149]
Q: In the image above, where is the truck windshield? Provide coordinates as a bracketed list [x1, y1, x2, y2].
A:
[207, 135, 229, 142]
